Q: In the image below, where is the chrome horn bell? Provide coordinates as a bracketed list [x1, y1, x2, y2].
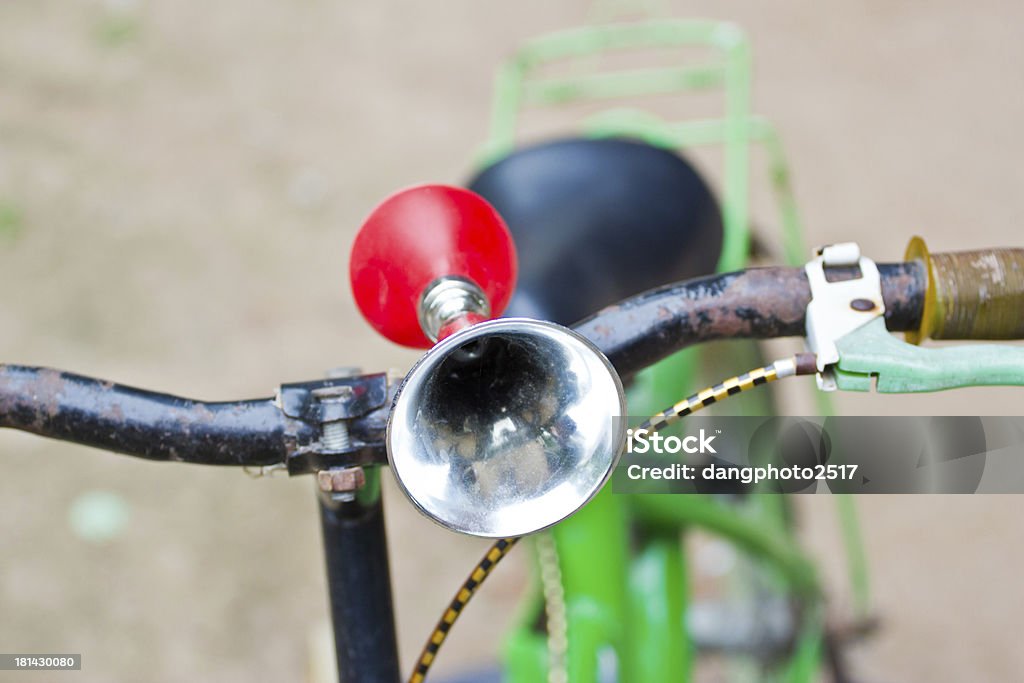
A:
[388, 318, 627, 538]
[349, 185, 626, 537]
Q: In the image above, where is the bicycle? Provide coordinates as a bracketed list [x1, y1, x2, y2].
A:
[4, 184, 1024, 683]
[4, 10, 1024, 683]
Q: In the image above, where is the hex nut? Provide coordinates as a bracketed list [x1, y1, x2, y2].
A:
[317, 467, 366, 493]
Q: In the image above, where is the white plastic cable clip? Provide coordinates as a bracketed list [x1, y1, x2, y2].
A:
[804, 242, 886, 390]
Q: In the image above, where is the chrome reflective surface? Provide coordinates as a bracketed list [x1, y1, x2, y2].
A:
[417, 276, 490, 343]
[387, 318, 627, 537]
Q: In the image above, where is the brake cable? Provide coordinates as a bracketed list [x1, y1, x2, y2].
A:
[634, 353, 817, 433]
[408, 537, 519, 683]
[407, 353, 817, 683]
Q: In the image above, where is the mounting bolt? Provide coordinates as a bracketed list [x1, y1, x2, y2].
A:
[312, 371, 364, 503]
[312, 385, 356, 452]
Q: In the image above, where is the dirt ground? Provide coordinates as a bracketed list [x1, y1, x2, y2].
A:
[2, 1, 1023, 681]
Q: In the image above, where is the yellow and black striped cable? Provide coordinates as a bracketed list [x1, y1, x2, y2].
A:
[408, 537, 519, 683]
[637, 355, 809, 433]
[407, 353, 816, 683]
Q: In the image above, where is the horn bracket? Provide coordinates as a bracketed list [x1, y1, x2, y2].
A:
[279, 373, 391, 475]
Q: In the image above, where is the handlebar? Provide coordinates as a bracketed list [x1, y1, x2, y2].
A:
[575, 261, 926, 375]
[0, 367, 394, 472]
[1, 259, 935, 470]
[0, 365, 314, 466]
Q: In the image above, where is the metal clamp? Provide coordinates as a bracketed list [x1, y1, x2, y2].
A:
[277, 372, 391, 475]
[804, 243, 886, 390]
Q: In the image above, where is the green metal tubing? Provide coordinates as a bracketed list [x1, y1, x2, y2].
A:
[521, 64, 726, 105]
[627, 530, 690, 682]
[835, 495, 871, 618]
[718, 28, 752, 272]
[510, 20, 751, 68]
[503, 498, 634, 683]
[355, 465, 382, 506]
[628, 495, 820, 596]
[503, 628, 549, 683]
[780, 607, 825, 683]
[483, 18, 841, 682]
[553, 488, 633, 683]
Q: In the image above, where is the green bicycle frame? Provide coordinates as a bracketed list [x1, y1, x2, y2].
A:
[475, 18, 867, 683]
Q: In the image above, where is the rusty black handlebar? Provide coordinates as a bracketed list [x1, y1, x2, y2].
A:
[0, 262, 926, 470]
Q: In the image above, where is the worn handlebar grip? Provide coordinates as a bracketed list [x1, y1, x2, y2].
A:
[905, 237, 1024, 342]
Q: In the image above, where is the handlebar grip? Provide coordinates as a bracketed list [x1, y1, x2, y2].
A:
[905, 237, 1024, 342]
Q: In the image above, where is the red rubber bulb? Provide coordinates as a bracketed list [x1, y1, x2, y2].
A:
[349, 184, 518, 348]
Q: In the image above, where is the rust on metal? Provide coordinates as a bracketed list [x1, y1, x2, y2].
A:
[2, 262, 930, 468]
[906, 236, 1024, 342]
[317, 467, 367, 493]
[574, 262, 926, 377]
[0, 364, 315, 467]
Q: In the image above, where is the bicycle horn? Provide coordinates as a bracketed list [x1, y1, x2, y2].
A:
[350, 185, 627, 538]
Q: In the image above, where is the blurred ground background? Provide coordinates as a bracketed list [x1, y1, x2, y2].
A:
[2, 1, 1023, 681]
